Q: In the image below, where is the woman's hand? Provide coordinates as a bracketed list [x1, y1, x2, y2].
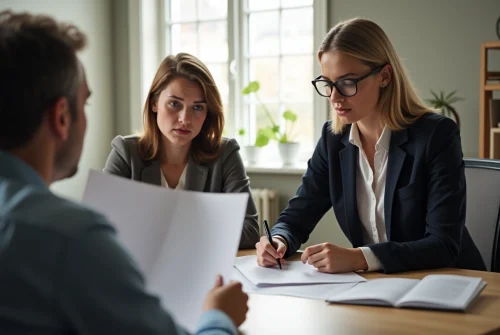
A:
[255, 236, 287, 268]
[301, 243, 368, 273]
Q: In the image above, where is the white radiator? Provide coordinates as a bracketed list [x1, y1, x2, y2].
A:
[251, 188, 281, 235]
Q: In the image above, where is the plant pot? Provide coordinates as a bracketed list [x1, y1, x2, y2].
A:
[278, 142, 300, 166]
[242, 145, 261, 165]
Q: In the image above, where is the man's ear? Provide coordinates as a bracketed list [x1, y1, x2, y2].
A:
[46, 97, 71, 141]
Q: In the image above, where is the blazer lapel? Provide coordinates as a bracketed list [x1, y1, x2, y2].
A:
[384, 129, 408, 240]
[339, 133, 364, 247]
[141, 160, 162, 185]
[184, 155, 208, 192]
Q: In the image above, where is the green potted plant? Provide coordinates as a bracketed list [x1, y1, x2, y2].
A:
[241, 81, 300, 166]
[426, 90, 463, 128]
[237, 127, 269, 165]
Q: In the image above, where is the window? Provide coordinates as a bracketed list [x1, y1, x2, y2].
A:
[166, 0, 230, 132]
[163, 0, 327, 163]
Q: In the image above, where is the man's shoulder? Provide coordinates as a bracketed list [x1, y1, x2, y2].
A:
[44, 193, 113, 235]
[0, 180, 114, 237]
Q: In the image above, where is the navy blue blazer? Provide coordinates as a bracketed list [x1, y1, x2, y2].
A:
[271, 113, 485, 273]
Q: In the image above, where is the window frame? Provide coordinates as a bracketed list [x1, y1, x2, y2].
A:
[157, 0, 328, 162]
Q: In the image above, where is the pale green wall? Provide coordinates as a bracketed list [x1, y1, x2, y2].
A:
[0, 0, 115, 200]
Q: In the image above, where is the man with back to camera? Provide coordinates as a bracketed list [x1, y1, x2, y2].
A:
[0, 10, 248, 334]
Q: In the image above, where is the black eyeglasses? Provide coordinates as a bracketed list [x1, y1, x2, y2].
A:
[311, 64, 386, 98]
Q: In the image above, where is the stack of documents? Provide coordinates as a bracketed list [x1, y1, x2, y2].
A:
[233, 256, 486, 311]
[232, 255, 366, 300]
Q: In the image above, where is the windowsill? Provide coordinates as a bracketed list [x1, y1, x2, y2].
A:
[245, 162, 307, 175]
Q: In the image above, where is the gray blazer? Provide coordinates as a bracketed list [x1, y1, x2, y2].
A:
[103, 135, 260, 249]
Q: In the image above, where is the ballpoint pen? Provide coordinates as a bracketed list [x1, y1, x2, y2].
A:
[263, 219, 282, 270]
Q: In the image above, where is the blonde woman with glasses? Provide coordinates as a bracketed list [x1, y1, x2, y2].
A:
[255, 18, 485, 274]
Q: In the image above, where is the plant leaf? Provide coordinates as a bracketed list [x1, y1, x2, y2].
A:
[241, 81, 260, 95]
[283, 110, 298, 122]
[258, 127, 276, 140]
[238, 128, 246, 136]
[255, 133, 269, 147]
[445, 90, 457, 100]
[446, 97, 463, 104]
[279, 134, 288, 143]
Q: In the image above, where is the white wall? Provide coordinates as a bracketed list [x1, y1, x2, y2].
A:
[0, 0, 115, 200]
[329, 0, 500, 158]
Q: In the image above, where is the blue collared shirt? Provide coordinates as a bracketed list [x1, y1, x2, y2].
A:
[0, 151, 237, 335]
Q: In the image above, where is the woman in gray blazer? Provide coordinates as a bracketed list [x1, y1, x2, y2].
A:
[104, 53, 259, 249]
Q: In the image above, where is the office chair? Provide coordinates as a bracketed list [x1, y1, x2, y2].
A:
[464, 158, 500, 272]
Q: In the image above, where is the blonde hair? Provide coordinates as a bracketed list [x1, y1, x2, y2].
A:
[318, 18, 432, 134]
[138, 53, 224, 163]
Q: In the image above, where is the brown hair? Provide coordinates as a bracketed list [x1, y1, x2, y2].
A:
[0, 10, 86, 150]
[318, 18, 431, 134]
[138, 53, 224, 163]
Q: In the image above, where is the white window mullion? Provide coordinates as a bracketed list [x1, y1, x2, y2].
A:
[278, 4, 283, 136]
[195, 0, 200, 56]
[157, 0, 166, 61]
[313, 0, 329, 143]
[227, 0, 238, 140]
[240, 0, 254, 145]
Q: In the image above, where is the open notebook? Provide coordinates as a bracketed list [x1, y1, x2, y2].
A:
[327, 275, 487, 311]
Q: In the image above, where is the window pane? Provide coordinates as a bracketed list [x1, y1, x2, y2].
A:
[170, 24, 198, 56]
[281, 56, 313, 102]
[249, 57, 279, 101]
[248, 0, 279, 11]
[199, 21, 227, 62]
[222, 101, 233, 138]
[169, 0, 196, 22]
[198, 0, 227, 20]
[206, 63, 229, 103]
[283, 103, 313, 149]
[281, 8, 313, 54]
[205, 63, 229, 137]
[249, 12, 279, 56]
[281, 0, 313, 8]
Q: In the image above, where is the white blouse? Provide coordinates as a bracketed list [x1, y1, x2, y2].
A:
[160, 166, 187, 190]
[349, 123, 391, 271]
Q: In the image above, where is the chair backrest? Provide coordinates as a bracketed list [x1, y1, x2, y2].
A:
[464, 159, 500, 272]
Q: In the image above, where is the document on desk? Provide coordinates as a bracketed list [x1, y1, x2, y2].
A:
[234, 255, 366, 287]
[231, 267, 359, 300]
[82, 170, 248, 333]
[326, 275, 486, 311]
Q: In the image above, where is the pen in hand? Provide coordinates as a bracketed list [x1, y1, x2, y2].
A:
[263, 219, 282, 270]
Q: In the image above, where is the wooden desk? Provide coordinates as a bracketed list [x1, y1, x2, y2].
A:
[236, 250, 500, 335]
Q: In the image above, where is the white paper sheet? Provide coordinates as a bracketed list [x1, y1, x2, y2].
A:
[234, 255, 366, 287]
[82, 170, 248, 332]
[231, 267, 359, 300]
